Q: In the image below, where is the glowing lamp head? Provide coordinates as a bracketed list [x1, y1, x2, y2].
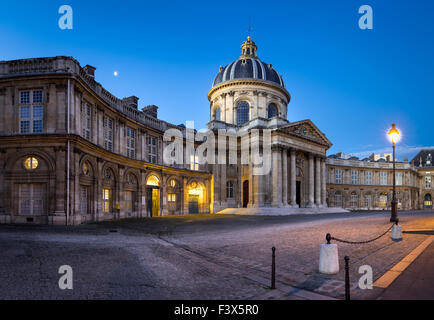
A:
[388, 124, 400, 144]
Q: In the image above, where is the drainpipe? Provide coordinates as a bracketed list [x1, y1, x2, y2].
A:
[66, 79, 70, 226]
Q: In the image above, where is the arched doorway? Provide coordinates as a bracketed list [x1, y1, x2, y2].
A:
[146, 175, 160, 217]
[424, 194, 433, 209]
[243, 180, 249, 208]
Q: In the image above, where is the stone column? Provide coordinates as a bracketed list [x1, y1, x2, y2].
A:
[321, 159, 327, 207]
[272, 147, 282, 207]
[282, 148, 289, 207]
[290, 148, 297, 207]
[315, 157, 321, 207]
[221, 164, 227, 208]
[308, 153, 315, 208]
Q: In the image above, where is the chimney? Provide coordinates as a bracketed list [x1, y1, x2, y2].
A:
[404, 158, 408, 163]
[83, 65, 96, 79]
[122, 96, 139, 109]
[142, 105, 158, 118]
[386, 155, 391, 162]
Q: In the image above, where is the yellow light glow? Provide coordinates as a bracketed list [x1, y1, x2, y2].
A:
[388, 124, 400, 144]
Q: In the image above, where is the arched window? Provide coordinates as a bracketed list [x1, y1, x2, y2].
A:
[267, 103, 278, 119]
[425, 194, 432, 208]
[215, 107, 221, 121]
[236, 101, 250, 125]
[350, 192, 358, 208]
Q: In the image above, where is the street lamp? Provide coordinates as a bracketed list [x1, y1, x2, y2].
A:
[388, 124, 400, 223]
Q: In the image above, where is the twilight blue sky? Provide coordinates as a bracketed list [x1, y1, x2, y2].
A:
[1, 0, 433, 160]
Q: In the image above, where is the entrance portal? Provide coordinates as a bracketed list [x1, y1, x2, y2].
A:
[147, 188, 160, 217]
[243, 180, 249, 208]
[424, 194, 433, 209]
[296, 181, 301, 207]
[188, 195, 199, 214]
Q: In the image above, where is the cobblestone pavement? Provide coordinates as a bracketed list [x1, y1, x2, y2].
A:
[0, 210, 433, 300]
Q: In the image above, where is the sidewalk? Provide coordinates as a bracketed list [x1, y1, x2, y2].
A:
[372, 239, 434, 300]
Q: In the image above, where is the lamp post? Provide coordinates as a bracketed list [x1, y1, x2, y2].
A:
[388, 124, 400, 223]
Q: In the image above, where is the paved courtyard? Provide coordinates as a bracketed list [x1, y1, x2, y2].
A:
[1, 210, 433, 300]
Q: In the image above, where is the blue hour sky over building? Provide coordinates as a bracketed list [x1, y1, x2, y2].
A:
[1, 0, 433, 160]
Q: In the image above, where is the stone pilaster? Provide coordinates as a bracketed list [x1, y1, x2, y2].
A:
[290, 148, 297, 207]
[272, 147, 282, 207]
[307, 153, 315, 208]
[321, 159, 327, 207]
[315, 156, 321, 207]
[282, 148, 289, 207]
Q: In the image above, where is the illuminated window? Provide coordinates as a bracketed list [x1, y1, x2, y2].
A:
[168, 193, 177, 202]
[126, 127, 136, 159]
[335, 169, 343, 184]
[102, 188, 111, 213]
[170, 179, 177, 188]
[24, 157, 38, 170]
[20, 90, 43, 134]
[82, 103, 92, 140]
[424, 194, 432, 208]
[103, 117, 113, 152]
[147, 175, 160, 187]
[190, 153, 199, 171]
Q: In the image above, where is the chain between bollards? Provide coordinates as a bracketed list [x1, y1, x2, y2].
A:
[325, 223, 395, 245]
[271, 247, 276, 290]
[344, 256, 350, 301]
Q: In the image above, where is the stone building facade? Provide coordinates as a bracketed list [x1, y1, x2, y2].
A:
[0, 38, 432, 225]
[326, 155, 420, 211]
[413, 149, 434, 209]
[0, 56, 212, 225]
[208, 37, 332, 212]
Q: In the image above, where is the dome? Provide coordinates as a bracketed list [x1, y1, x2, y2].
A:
[212, 37, 285, 88]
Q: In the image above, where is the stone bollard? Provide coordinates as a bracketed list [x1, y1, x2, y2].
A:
[319, 233, 339, 274]
[391, 221, 403, 242]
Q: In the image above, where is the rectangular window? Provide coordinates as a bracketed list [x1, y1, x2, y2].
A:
[18, 183, 44, 216]
[82, 103, 92, 140]
[380, 172, 388, 185]
[335, 169, 343, 184]
[104, 117, 113, 152]
[190, 154, 199, 171]
[147, 136, 157, 164]
[126, 127, 136, 159]
[426, 176, 432, 189]
[125, 191, 134, 212]
[20, 90, 43, 133]
[396, 172, 403, 186]
[102, 188, 111, 213]
[226, 181, 234, 199]
[350, 194, 358, 207]
[351, 170, 358, 185]
[365, 171, 373, 185]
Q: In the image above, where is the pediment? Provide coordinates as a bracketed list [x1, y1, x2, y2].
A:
[278, 120, 332, 147]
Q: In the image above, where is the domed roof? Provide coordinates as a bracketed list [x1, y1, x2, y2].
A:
[212, 37, 285, 88]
